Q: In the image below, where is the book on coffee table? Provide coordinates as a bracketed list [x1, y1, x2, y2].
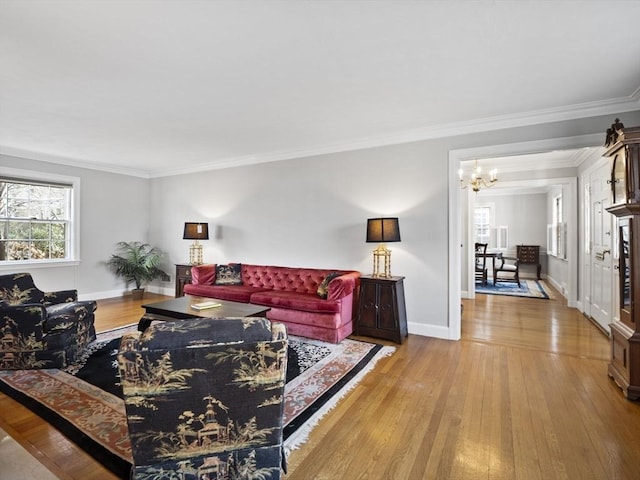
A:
[191, 300, 222, 310]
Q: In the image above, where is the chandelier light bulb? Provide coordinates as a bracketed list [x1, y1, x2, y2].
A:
[459, 160, 498, 193]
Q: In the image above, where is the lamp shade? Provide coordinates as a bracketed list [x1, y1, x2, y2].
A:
[366, 217, 401, 243]
[183, 222, 209, 240]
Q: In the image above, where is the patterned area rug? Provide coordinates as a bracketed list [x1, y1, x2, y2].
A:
[476, 279, 553, 299]
[0, 325, 394, 478]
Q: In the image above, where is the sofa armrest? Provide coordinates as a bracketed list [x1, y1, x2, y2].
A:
[0, 303, 47, 333]
[44, 289, 78, 305]
[327, 272, 360, 301]
[190, 264, 217, 285]
[45, 300, 97, 332]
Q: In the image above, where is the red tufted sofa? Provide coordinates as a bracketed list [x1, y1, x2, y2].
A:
[183, 263, 360, 343]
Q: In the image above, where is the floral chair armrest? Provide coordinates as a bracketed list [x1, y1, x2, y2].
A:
[0, 303, 47, 338]
[44, 301, 97, 332]
[44, 289, 78, 305]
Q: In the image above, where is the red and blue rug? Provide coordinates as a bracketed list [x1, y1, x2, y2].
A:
[476, 279, 553, 299]
[0, 326, 394, 478]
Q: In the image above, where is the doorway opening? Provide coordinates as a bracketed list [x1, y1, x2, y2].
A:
[448, 134, 603, 340]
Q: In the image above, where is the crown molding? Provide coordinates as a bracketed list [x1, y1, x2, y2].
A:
[0, 146, 151, 178]
[149, 92, 640, 177]
[459, 139, 606, 173]
[3, 89, 639, 179]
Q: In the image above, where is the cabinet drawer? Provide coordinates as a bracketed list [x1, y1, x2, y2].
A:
[517, 245, 539, 263]
[177, 266, 192, 278]
[174, 264, 193, 297]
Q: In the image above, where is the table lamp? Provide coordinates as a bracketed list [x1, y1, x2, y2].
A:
[183, 222, 209, 265]
[366, 217, 401, 277]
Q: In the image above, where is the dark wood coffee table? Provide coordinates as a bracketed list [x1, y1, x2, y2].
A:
[139, 295, 270, 331]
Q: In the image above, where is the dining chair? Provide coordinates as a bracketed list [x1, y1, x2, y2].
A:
[493, 253, 521, 287]
[474, 243, 488, 286]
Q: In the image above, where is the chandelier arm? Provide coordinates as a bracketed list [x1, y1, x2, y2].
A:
[459, 172, 498, 192]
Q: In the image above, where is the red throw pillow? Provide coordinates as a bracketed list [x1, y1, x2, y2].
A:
[192, 264, 216, 285]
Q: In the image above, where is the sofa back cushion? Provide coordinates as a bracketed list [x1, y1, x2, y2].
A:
[0, 273, 44, 305]
[242, 264, 350, 295]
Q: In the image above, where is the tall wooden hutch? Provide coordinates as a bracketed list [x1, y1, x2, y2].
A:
[604, 119, 640, 400]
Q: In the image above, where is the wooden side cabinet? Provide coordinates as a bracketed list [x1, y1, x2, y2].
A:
[175, 264, 193, 297]
[356, 275, 407, 344]
[517, 245, 541, 279]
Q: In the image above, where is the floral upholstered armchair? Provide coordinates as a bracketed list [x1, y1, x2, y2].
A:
[0, 272, 97, 369]
[118, 316, 288, 480]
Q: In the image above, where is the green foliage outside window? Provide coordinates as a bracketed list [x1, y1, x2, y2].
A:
[0, 180, 71, 261]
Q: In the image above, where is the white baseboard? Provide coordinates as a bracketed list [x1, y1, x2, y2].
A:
[78, 285, 174, 302]
[408, 321, 456, 341]
[545, 275, 565, 298]
[146, 284, 174, 296]
[78, 289, 126, 301]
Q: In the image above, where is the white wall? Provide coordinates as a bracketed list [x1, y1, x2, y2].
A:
[149, 111, 640, 339]
[4, 110, 640, 339]
[478, 192, 547, 247]
[0, 154, 150, 299]
[148, 141, 449, 336]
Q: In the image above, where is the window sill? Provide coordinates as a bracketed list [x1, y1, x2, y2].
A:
[0, 260, 81, 271]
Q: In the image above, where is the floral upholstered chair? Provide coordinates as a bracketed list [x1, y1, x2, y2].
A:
[0, 272, 97, 369]
[118, 316, 288, 480]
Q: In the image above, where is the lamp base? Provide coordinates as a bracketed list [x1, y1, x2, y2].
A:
[371, 244, 392, 278]
[188, 241, 203, 265]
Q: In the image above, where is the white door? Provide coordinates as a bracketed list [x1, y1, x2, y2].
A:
[590, 162, 614, 332]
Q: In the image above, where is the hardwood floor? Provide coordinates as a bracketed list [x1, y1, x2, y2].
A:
[2, 289, 640, 479]
[0, 293, 170, 480]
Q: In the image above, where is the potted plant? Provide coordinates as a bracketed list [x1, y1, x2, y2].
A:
[107, 241, 168, 299]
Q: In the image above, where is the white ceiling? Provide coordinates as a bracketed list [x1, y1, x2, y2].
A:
[1, 0, 640, 178]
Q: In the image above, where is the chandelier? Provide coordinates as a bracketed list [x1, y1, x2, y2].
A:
[458, 160, 498, 192]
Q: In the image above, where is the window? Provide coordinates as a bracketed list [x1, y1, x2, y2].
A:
[547, 193, 566, 259]
[0, 169, 79, 265]
[553, 194, 563, 225]
[474, 205, 492, 244]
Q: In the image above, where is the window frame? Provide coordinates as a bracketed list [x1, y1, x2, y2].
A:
[0, 167, 80, 270]
[547, 193, 566, 260]
[474, 203, 494, 246]
[496, 225, 509, 251]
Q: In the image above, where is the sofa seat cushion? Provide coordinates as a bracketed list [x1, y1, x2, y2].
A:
[183, 284, 271, 303]
[45, 300, 97, 331]
[249, 290, 340, 314]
